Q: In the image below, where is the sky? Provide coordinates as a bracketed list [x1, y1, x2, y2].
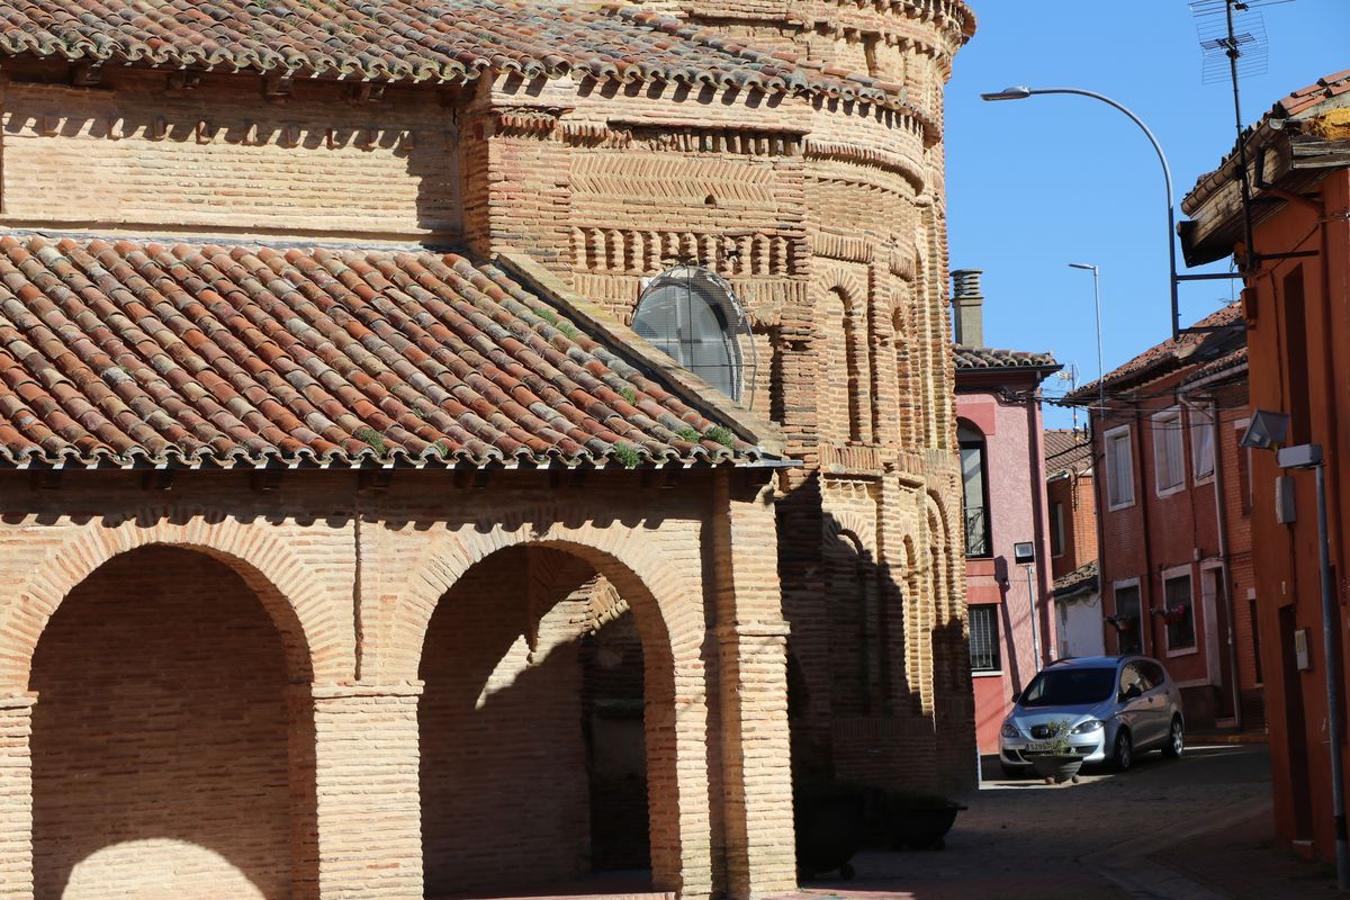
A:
[945, 0, 1348, 428]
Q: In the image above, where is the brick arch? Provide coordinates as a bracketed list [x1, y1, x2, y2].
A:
[383, 517, 713, 897]
[822, 508, 877, 560]
[814, 268, 873, 445]
[1, 515, 350, 690]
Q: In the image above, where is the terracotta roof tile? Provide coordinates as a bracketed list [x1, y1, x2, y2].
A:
[0, 234, 771, 469]
[1044, 427, 1092, 477]
[1053, 560, 1098, 598]
[0, 0, 930, 125]
[1065, 304, 1244, 403]
[953, 345, 1059, 371]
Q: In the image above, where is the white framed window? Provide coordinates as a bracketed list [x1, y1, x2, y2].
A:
[1162, 566, 1198, 656]
[1101, 426, 1134, 510]
[968, 604, 1001, 674]
[1104, 424, 1135, 511]
[1152, 407, 1186, 497]
[1112, 577, 1144, 655]
[1191, 408, 1216, 482]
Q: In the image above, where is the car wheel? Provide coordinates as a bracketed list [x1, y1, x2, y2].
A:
[1113, 729, 1133, 772]
[1163, 716, 1184, 759]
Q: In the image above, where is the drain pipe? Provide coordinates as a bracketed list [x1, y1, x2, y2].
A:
[1180, 386, 1244, 729]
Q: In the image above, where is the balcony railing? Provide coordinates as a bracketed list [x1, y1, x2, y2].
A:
[964, 506, 990, 559]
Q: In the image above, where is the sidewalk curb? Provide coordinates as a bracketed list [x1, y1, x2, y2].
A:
[1190, 732, 1269, 745]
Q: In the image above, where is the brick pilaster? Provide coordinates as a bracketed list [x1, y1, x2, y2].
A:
[713, 474, 797, 899]
[0, 695, 33, 899]
[298, 683, 423, 900]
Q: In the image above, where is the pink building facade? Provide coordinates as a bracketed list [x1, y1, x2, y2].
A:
[951, 271, 1062, 753]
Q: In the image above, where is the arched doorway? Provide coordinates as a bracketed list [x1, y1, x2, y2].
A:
[418, 544, 664, 897]
[29, 546, 310, 899]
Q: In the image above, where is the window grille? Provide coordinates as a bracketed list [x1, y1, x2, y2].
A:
[633, 267, 748, 403]
[969, 605, 1000, 673]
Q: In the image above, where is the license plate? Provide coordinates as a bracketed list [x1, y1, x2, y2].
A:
[1025, 740, 1056, 753]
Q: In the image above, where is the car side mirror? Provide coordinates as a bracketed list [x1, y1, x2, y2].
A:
[1120, 684, 1142, 701]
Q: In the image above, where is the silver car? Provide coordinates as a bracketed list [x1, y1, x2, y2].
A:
[998, 655, 1185, 777]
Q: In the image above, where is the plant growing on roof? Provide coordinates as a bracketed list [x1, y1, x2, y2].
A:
[618, 386, 637, 405]
[353, 426, 386, 456]
[705, 425, 735, 448]
[612, 443, 641, 469]
[676, 426, 701, 443]
[557, 321, 579, 340]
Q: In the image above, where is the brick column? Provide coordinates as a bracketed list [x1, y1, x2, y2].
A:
[713, 474, 797, 899]
[294, 683, 423, 900]
[0, 695, 33, 899]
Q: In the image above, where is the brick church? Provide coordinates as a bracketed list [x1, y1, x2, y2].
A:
[0, 1, 975, 898]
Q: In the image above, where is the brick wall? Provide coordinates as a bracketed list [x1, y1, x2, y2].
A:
[30, 547, 293, 899]
[0, 70, 461, 241]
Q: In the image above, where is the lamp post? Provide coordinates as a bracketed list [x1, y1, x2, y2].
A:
[1069, 262, 1104, 419]
[1241, 412, 1350, 892]
[1277, 442, 1350, 892]
[982, 86, 1187, 340]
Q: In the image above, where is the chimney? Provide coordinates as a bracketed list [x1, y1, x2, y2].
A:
[951, 269, 984, 347]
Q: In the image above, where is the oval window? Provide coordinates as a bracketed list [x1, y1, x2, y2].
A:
[633, 267, 744, 401]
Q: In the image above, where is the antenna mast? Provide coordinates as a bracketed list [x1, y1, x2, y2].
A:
[1190, 0, 1295, 273]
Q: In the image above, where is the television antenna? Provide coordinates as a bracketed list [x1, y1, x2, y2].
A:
[1189, 0, 1296, 273]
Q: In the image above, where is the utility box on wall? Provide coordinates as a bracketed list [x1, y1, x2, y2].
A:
[1276, 475, 1297, 524]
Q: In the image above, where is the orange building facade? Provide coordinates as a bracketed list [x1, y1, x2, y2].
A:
[1182, 72, 1350, 861]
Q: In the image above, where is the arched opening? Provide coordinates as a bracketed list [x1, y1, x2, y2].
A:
[633, 266, 745, 402]
[958, 420, 991, 559]
[817, 287, 872, 445]
[419, 544, 667, 898]
[30, 546, 309, 899]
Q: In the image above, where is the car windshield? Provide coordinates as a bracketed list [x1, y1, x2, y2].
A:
[1019, 667, 1116, 707]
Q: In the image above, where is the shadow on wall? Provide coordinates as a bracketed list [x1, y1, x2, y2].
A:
[419, 545, 652, 896]
[786, 504, 975, 796]
[30, 547, 293, 899]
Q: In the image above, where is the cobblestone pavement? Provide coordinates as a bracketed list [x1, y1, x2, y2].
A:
[776, 743, 1330, 900]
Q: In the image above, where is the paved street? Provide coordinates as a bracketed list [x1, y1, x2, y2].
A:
[783, 742, 1335, 900]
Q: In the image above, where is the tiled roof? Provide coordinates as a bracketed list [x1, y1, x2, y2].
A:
[953, 345, 1059, 372]
[0, 234, 774, 470]
[0, 0, 928, 122]
[1181, 345, 1248, 386]
[1185, 69, 1350, 212]
[1065, 304, 1244, 403]
[1052, 560, 1098, 599]
[1044, 428, 1092, 477]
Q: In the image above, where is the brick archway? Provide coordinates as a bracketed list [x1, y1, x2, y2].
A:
[0, 514, 352, 691]
[382, 521, 714, 899]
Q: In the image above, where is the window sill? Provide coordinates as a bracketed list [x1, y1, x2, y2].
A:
[1165, 644, 1200, 658]
[972, 670, 1005, 678]
[1108, 500, 1136, 512]
[1155, 483, 1187, 499]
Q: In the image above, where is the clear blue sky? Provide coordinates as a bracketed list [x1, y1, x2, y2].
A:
[946, 0, 1348, 427]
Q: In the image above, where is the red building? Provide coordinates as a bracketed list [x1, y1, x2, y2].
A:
[1181, 71, 1349, 860]
[1067, 304, 1262, 730]
[951, 271, 1061, 753]
[1045, 429, 1103, 658]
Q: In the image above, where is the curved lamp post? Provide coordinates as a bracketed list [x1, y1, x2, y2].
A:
[981, 86, 1184, 340]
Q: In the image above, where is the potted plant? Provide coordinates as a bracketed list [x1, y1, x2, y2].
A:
[1023, 719, 1083, 784]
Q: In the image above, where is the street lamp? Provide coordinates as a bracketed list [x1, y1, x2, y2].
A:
[1241, 413, 1350, 891]
[981, 86, 1189, 340]
[1068, 262, 1104, 418]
